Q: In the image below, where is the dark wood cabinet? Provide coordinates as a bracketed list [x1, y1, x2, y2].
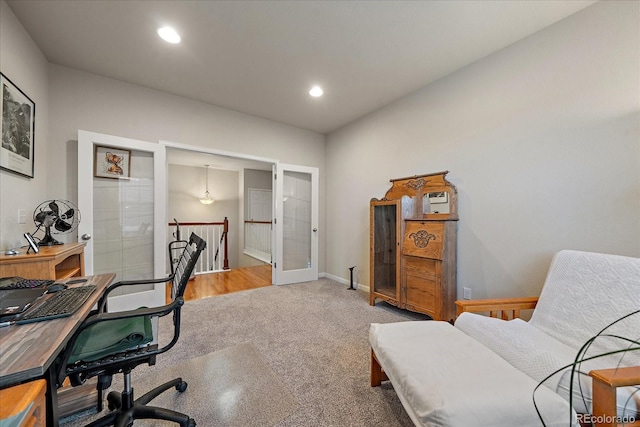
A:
[370, 171, 458, 321]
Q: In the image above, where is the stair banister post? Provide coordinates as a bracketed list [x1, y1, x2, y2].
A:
[223, 217, 230, 270]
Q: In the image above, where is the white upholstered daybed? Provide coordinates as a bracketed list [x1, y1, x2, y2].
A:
[370, 250, 640, 427]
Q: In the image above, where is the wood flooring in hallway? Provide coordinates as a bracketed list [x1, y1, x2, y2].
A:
[168, 264, 272, 302]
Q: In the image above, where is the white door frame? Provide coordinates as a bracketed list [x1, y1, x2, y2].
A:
[78, 130, 167, 310]
[273, 163, 319, 285]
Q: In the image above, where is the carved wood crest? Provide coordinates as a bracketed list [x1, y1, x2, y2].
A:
[408, 230, 436, 248]
[404, 178, 430, 191]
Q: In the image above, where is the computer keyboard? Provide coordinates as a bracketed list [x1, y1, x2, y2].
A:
[0, 277, 54, 290]
[17, 285, 97, 324]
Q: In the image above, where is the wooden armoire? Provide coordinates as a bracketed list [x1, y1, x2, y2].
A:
[369, 171, 458, 321]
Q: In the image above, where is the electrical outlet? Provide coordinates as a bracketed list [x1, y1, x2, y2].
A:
[18, 209, 27, 224]
[463, 287, 472, 300]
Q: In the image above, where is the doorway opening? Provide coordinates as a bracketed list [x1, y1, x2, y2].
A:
[162, 141, 275, 285]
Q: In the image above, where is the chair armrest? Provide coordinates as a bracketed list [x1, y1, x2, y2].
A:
[455, 297, 538, 320]
[97, 275, 174, 312]
[589, 366, 640, 427]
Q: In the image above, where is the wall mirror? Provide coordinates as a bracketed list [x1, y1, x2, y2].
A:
[423, 191, 450, 214]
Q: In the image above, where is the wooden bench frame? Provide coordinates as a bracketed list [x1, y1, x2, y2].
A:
[455, 296, 538, 319]
[370, 349, 387, 387]
[588, 366, 640, 427]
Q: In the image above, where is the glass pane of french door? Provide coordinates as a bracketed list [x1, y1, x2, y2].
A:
[93, 150, 154, 284]
[283, 170, 311, 271]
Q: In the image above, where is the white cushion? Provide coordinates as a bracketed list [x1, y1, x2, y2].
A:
[530, 250, 640, 362]
[370, 321, 577, 427]
[455, 312, 638, 416]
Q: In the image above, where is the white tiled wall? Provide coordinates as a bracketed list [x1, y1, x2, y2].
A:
[93, 150, 154, 294]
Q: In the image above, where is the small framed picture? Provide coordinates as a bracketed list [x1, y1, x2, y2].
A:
[1, 72, 36, 178]
[94, 145, 130, 179]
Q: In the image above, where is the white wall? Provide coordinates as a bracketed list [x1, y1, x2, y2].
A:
[326, 1, 640, 298]
[0, 0, 50, 250]
[46, 64, 326, 272]
[4, 0, 638, 299]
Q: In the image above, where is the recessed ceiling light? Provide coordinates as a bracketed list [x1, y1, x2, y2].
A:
[309, 86, 323, 97]
[157, 26, 181, 44]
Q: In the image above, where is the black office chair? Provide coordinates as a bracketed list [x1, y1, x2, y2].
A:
[56, 233, 206, 427]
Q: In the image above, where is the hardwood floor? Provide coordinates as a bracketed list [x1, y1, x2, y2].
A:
[167, 264, 272, 302]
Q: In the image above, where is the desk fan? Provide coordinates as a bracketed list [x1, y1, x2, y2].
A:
[33, 200, 81, 246]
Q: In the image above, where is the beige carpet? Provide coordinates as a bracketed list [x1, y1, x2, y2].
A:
[61, 343, 298, 426]
[61, 279, 428, 426]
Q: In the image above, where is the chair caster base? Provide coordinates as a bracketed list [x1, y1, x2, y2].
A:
[92, 377, 194, 427]
[176, 380, 188, 393]
[107, 390, 122, 411]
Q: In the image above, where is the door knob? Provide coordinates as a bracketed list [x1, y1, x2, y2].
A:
[313, 228, 318, 232]
[81, 234, 92, 241]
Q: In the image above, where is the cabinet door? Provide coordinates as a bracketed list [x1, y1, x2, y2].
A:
[370, 201, 400, 301]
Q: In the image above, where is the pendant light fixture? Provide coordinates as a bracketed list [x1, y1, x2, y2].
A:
[199, 164, 214, 205]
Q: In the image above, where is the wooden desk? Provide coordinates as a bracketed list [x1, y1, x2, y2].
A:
[0, 242, 85, 280]
[0, 274, 114, 427]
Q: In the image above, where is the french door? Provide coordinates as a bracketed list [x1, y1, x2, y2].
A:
[77, 130, 167, 310]
[273, 163, 319, 285]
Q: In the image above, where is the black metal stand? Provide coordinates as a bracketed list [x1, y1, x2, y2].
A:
[348, 266, 356, 290]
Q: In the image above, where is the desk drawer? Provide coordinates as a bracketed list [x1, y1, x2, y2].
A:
[403, 255, 437, 277]
[405, 272, 437, 308]
[402, 256, 440, 315]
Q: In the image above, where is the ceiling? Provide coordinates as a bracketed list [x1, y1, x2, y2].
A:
[7, 0, 595, 135]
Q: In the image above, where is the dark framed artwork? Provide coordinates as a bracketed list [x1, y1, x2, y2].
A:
[1, 72, 35, 178]
[94, 145, 131, 179]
